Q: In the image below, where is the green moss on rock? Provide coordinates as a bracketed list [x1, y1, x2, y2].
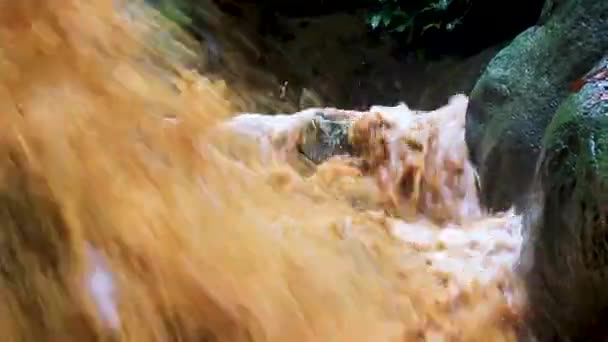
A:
[520, 55, 608, 340]
[465, 0, 608, 211]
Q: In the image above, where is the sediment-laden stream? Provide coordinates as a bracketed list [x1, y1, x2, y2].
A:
[0, 1, 526, 341]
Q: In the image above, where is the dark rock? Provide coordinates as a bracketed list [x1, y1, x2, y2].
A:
[415, 46, 502, 110]
[465, 0, 608, 212]
[298, 112, 353, 164]
[518, 56, 608, 340]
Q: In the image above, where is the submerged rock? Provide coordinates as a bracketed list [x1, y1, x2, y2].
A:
[518, 56, 608, 340]
[298, 112, 354, 164]
[223, 96, 481, 224]
[465, 0, 608, 212]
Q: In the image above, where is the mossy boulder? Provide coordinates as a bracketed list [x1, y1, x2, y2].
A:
[518, 56, 608, 340]
[465, 0, 608, 212]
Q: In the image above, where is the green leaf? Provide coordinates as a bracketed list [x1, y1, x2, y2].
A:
[382, 14, 392, 27]
[369, 14, 382, 29]
[393, 24, 408, 32]
[367, 0, 467, 37]
[423, 0, 452, 12]
[392, 8, 409, 19]
[436, 0, 452, 10]
[446, 17, 463, 31]
[422, 22, 441, 33]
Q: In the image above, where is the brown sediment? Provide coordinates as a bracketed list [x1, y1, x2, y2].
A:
[0, 0, 526, 341]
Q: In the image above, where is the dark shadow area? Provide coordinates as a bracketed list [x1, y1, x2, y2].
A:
[416, 0, 546, 58]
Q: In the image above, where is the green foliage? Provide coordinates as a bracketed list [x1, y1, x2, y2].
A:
[156, 0, 192, 26]
[367, 0, 471, 43]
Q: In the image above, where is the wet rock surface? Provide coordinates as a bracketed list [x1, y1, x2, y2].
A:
[465, 0, 608, 212]
[519, 56, 608, 340]
[298, 112, 354, 164]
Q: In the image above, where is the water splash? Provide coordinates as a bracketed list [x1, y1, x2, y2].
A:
[0, 0, 526, 341]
